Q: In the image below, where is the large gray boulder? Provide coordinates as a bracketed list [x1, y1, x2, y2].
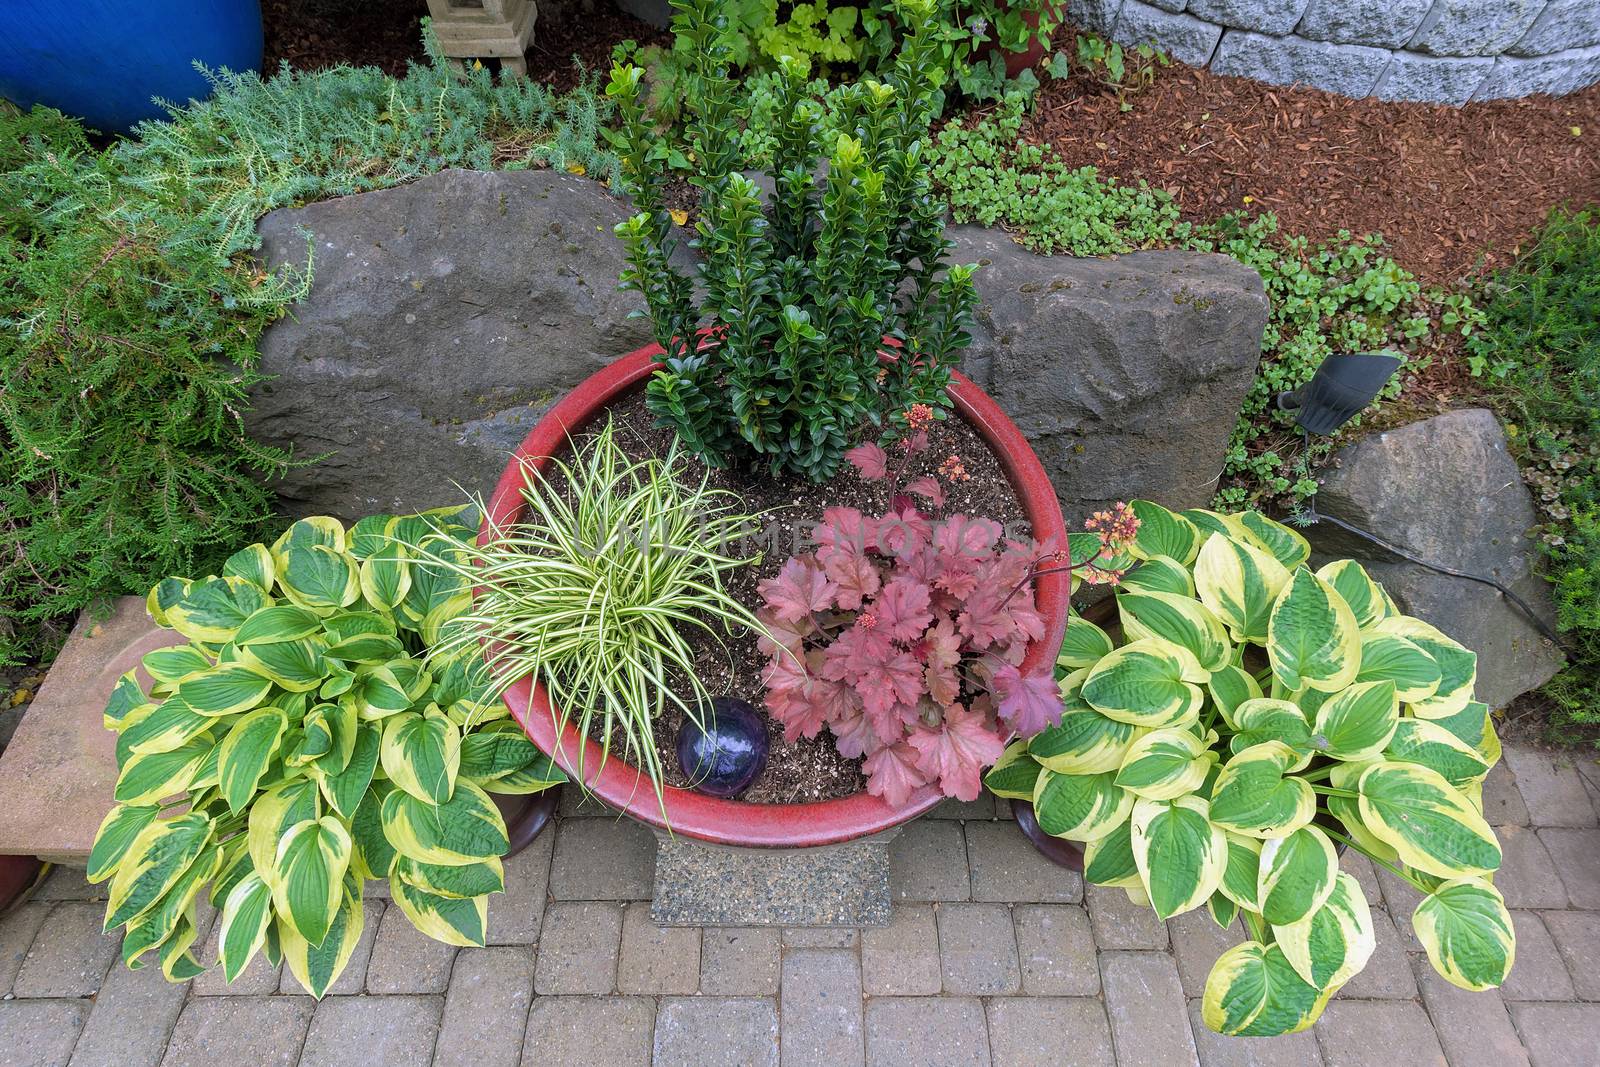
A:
[1307, 408, 1564, 708]
[952, 227, 1269, 524]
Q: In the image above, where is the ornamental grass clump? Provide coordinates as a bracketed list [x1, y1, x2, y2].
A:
[92, 511, 563, 997]
[418, 420, 769, 805]
[606, 0, 980, 481]
[986, 501, 1515, 1037]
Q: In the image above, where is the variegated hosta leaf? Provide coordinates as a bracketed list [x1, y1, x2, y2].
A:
[1116, 554, 1195, 597]
[1130, 796, 1227, 920]
[1208, 742, 1316, 839]
[119, 845, 220, 969]
[1325, 761, 1401, 863]
[359, 537, 412, 612]
[1385, 718, 1492, 787]
[381, 779, 509, 865]
[141, 646, 214, 692]
[1354, 632, 1443, 706]
[1358, 762, 1502, 879]
[381, 706, 462, 804]
[1115, 728, 1214, 801]
[105, 670, 152, 729]
[162, 576, 271, 644]
[1413, 878, 1516, 991]
[1428, 701, 1494, 755]
[282, 877, 365, 998]
[176, 664, 273, 717]
[322, 612, 404, 664]
[1032, 769, 1133, 843]
[237, 637, 329, 693]
[395, 855, 505, 899]
[218, 873, 275, 982]
[1083, 817, 1140, 887]
[1208, 891, 1239, 929]
[1207, 664, 1262, 732]
[1081, 638, 1207, 729]
[233, 605, 324, 646]
[984, 740, 1045, 800]
[272, 816, 353, 947]
[350, 785, 398, 882]
[146, 576, 191, 628]
[1117, 591, 1233, 673]
[1202, 941, 1333, 1037]
[1128, 500, 1203, 564]
[1311, 680, 1399, 762]
[223, 543, 276, 592]
[1029, 707, 1144, 774]
[1218, 832, 1263, 910]
[1373, 616, 1477, 718]
[1315, 559, 1390, 629]
[1230, 699, 1315, 763]
[103, 813, 214, 933]
[218, 706, 288, 814]
[1058, 615, 1116, 671]
[389, 872, 489, 947]
[1272, 871, 1375, 991]
[1194, 533, 1292, 644]
[121, 698, 212, 756]
[1268, 568, 1361, 694]
[1179, 507, 1236, 541]
[1232, 512, 1311, 570]
[88, 805, 163, 884]
[317, 723, 382, 819]
[1258, 825, 1338, 926]
[247, 779, 321, 888]
[114, 740, 212, 805]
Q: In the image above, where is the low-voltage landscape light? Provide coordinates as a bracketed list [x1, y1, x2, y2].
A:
[1276, 351, 1404, 434]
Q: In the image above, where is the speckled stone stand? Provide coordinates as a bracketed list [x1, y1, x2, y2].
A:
[650, 832, 897, 927]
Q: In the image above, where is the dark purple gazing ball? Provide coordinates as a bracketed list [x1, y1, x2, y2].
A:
[676, 697, 769, 798]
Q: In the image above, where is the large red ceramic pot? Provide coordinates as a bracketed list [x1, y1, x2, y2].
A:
[483, 343, 1069, 848]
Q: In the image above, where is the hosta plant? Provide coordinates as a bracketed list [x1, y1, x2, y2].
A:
[90, 511, 564, 997]
[985, 501, 1515, 1037]
[607, 0, 979, 480]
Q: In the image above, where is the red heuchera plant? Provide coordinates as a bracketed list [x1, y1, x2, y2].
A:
[756, 406, 1137, 806]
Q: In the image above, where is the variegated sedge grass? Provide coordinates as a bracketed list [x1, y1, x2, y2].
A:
[413, 418, 773, 814]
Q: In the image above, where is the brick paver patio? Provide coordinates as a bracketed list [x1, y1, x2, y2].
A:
[3, 743, 1598, 1066]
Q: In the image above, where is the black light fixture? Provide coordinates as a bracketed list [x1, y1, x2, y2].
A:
[1275, 352, 1403, 435]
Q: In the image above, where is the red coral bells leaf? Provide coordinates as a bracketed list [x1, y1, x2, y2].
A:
[858, 648, 925, 720]
[876, 506, 933, 557]
[759, 556, 837, 622]
[956, 585, 1014, 650]
[907, 704, 1006, 801]
[814, 507, 872, 558]
[830, 706, 883, 760]
[992, 662, 1066, 737]
[874, 577, 934, 642]
[863, 741, 929, 808]
[922, 617, 963, 707]
[822, 552, 882, 611]
[819, 622, 895, 683]
[846, 442, 889, 480]
[904, 476, 946, 508]
[755, 608, 813, 658]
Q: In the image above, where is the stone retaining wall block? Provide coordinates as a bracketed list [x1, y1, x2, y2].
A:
[1294, 0, 1433, 49]
[1211, 29, 1391, 95]
[1112, 0, 1224, 65]
[1471, 43, 1600, 99]
[1065, 0, 1125, 33]
[1408, 0, 1547, 57]
[1374, 51, 1496, 104]
[1512, 0, 1600, 56]
[1185, 0, 1310, 36]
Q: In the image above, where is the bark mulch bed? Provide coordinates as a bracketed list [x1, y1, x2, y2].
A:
[1009, 63, 1600, 289]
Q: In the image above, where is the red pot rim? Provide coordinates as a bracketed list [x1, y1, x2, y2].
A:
[482, 344, 1069, 848]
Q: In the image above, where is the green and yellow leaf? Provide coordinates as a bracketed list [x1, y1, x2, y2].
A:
[1358, 762, 1501, 879]
[1413, 878, 1515, 991]
[1268, 568, 1360, 694]
[1130, 796, 1226, 920]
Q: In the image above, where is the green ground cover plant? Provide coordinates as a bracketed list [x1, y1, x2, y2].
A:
[0, 33, 618, 668]
[1466, 207, 1600, 745]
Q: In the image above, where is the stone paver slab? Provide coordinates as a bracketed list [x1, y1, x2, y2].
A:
[1499, 911, 1576, 1001]
[33, 868, 105, 903]
[985, 998, 1113, 1067]
[548, 817, 654, 901]
[12, 902, 119, 998]
[1482, 762, 1531, 826]
[780, 948, 864, 1067]
[1186, 999, 1324, 1066]
[1012, 904, 1098, 996]
[699, 926, 780, 995]
[0, 903, 50, 995]
[279, 899, 381, 995]
[1085, 882, 1169, 950]
[1373, 863, 1426, 951]
[782, 928, 858, 948]
[1169, 907, 1238, 998]
[931, 795, 998, 820]
[937, 903, 1021, 995]
[889, 820, 970, 901]
[533, 901, 623, 994]
[1338, 850, 1381, 902]
[1313, 1000, 1446, 1067]
[865, 997, 990, 1066]
[1100, 951, 1198, 1067]
[1502, 746, 1597, 827]
[69, 944, 192, 1067]
[1493, 824, 1569, 910]
[433, 946, 534, 1067]
[1539, 828, 1600, 909]
[1508, 1003, 1600, 1067]
[160, 996, 313, 1067]
[1538, 910, 1600, 1000]
[861, 905, 941, 996]
[0, 999, 88, 1067]
[365, 903, 458, 994]
[1413, 962, 1528, 1067]
[653, 997, 777, 1067]
[1336, 909, 1417, 999]
[653, 838, 890, 926]
[191, 911, 282, 995]
[965, 820, 1083, 904]
[487, 830, 552, 945]
[617, 901, 699, 993]
[299, 994, 442, 1067]
[522, 996, 654, 1065]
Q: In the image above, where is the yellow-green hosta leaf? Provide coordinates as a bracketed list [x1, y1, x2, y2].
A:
[118, 845, 220, 966]
[1083, 816, 1140, 887]
[1315, 560, 1390, 629]
[1268, 568, 1361, 694]
[1029, 708, 1144, 774]
[475, 750, 566, 794]
[104, 669, 151, 729]
[1115, 728, 1213, 801]
[1218, 832, 1263, 910]
[218, 706, 288, 814]
[1230, 699, 1315, 763]
[1194, 532, 1292, 644]
[359, 541, 412, 612]
[1385, 719, 1492, 787]
[1413, 878, 1516, 991]
[218, 873, 275, 982]
[272, 816, 353, 947]
[396, 855, 505, 899]
[458, 730, 543, 783]
[1058, 615, 1116, 671]
[983, 740, 1045, 800]
[88, 804, 162, 884]
[1208, 891, 1240, 929]
[223, 543, 276, 591]
[1208, 742, 1316, 839]
[1032, 769, 1134, 843]
[141, 646, 213, 691]
[1202, 941, 1333, 1037]
[1430, 701, 1501, 767]
[1180, 508, 1235, 540]
[1354, 633, 1443, 704]
[381, 779, 508, 865]
[233, 605, 323, 646]
[1326, 761, 1401, 864]
[1358, 762, 1502, 879]
[281, 878, 365, 997]
[176, 664, 273, 717]
[1082, 638, 1207, 729]
[1129, 500, 1203, 564]
[349, 513, 397, 559]
[355, 661, 431, 720]
[323, 612, 404, 664]
[1234, 512, 1311, 570]
[146, 577, 191, 628]
[121, 698, 213, 756]
[389, 872, 488, 947]
[1258, 825, 1338, 926]
[1117, 591, 1233, 673]
[103, 812, 213, 932]
[163, 577, 271, 644]
[350, 785, 397, 881]
[317, 723, 381, 819]
[1130, 796, 1227, 920]
[1117, 555, 1195, 597]
[1311, 680, 1399, 762]
[209, 838, 253, 907]
[1374, 617, 1477, 718]
[1272, 871, 1376, 991]
[237, 637, 328, 693]
[157, 904, 206, 981]
[114, 740, 212, 805]
[247, 779, 321, 885]
[381, 707, 461, 804]
[1207, 664, 1263, 731]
